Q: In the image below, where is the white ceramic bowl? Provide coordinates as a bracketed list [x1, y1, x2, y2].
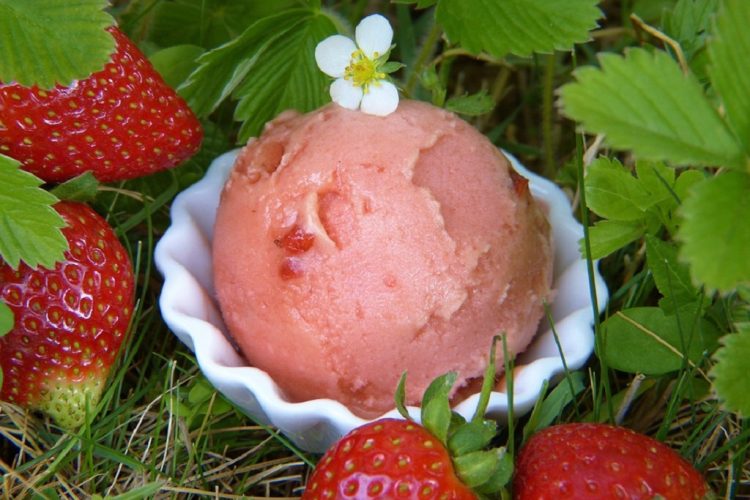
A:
[155, 148, 608, 453]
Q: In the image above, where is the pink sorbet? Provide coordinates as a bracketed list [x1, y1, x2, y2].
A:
[212, 100, 553, 418]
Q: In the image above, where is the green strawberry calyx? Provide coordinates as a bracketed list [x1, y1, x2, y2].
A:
[395, 336, 513, 497]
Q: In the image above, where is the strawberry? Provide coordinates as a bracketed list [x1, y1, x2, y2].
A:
[513, 423, 710, 499]
[0, 201, 135, 429]
[0, 26, 202, 183]
[303, 338, 513, 499]
[303, 418, 477, 499]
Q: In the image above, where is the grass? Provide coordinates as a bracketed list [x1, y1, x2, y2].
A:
[2, 0, 750, 498]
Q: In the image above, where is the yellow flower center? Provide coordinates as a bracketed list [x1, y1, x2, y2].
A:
[345, 50, 385, 92]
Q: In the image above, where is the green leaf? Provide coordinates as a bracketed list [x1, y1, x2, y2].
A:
[232, 11, 337, 141]
[0, 0, 114, 88]
[394, 372, 410, 419]
[391, 0, 437, 8]
[0, 155, 67, 270]
[133, 0, 299, 49]
[149, 45, 205, 90]
[634, 0, 677, 22]
[419, 65, 447, 107]
[646, 235, 700, 312]
[708, 0, 750, 153]
[602, 307, 717, 375]
[420, 371, 456, 444]
[0, 301, 13, 337]
[474, 450, 513, 494]
[678, 171, 750, 292]
[445, 91, 495, 117]
[107, 481, 165, 500]
[448, 419, 497, 456]
[31, 487, 60, 500]
[560, 48, 745, 169]
[188, 377, 215, 405]
[635, 160, 677, 208]
[180, 8, 337, 141]
[663, 0, 719, 57]
[179, 11, 303, 117]
[453, 449, 500, 488]
[379, 61, 405, 74]
[585, 158, 652, 220]
[436, 0, 601, 58]
[524, 372, 585, 440]
[674, 169, 705, 202]
[584, 220, 644, 260]
[711, 327, 750, 417]
[50, 172, 100, 203]
[472, 336, 498, 423]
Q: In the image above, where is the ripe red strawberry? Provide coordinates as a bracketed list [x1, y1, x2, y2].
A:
[304, 339, 515, 499]
[302, 418, 477, 499]
[513, 423, 710, 499]
[0, 26, 202, 183]
[0, 201, 135, 429]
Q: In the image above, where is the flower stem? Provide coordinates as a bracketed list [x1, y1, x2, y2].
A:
[404, 20, 443, 97]
[542, 53, 557, 179]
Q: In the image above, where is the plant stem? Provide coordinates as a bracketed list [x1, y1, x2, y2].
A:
[575, 132, 613, 422]
[542, 53, 557, 178]
[404, 20, 443, 97]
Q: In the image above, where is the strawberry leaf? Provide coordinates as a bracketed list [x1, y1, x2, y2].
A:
[634, 160, 677, 208]
[50, 172, 100, 203]
[436, 0, 601, 58]
[392, 0, 437, 8]
[448, 419, 497, 456]
[662, 0, 719, 58]
[149, 45, 205, 90]
[445, 91, 495, 117]
[126, 0, 298, 50]
[645, 235, 701, 313]
[678, 171, 750, 292]
[0, 0, 115, 88]
[583, 220, 644, 260]
[560, 48, 746, 169]
[453, 449, 500, 488]
[602, 307, 719, 375]
[0, 154, 67, 270]
[0, 301, 12, 337]
[179, 8, 336, 141]
[711, 327, 750, 417]
[708, 0, 750, 153]
[585, 158, 653, 221]
[231, 11, 337, 141]
[475, 450, 513, 495]
[394, 372, 410, 419]
[420, 371, 456, 444]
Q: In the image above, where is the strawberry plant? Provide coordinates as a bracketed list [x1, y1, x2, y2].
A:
[1, 0, 748, 498]
[560, 0, 750, 418]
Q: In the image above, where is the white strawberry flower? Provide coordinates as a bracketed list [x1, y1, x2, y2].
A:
[314, 14, 399, 116]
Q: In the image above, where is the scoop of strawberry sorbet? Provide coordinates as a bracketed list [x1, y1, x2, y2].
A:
[212, 100, 553, 418]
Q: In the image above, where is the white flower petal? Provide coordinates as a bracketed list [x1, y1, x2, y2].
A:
[355, 14, 393, 60]
[360, 80, 399, 116]
[330, 78, 363, 110]
[315, 35, 357, 77]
